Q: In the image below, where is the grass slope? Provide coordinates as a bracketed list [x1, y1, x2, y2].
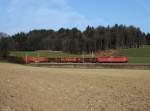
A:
[10, 45, 150, 63]
[10, 51, 81, 58]
[117, 45, 150, 63]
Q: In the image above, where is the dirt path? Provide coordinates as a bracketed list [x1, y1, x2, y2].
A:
[0, 63, 150, 111]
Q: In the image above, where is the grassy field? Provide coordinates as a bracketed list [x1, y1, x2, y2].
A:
[9, 45, 150, 63]
[10, 51, 81, 58]
[117, 45, 150, 63]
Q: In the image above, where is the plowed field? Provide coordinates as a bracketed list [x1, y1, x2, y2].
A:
[0, 63, 150, 111]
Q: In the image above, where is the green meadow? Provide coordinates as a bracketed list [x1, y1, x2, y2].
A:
[9, 45, 150, 63]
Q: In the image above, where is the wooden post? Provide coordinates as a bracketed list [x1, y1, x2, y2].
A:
[25, 52, 27, 64]
[82, 52, 84, 63]
[37, 52, 40, 63]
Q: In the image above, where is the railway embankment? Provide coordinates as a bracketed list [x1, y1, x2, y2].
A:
[30, 63, 150, 70]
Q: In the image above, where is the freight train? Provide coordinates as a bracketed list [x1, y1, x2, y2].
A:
[23, 56, 128, 63]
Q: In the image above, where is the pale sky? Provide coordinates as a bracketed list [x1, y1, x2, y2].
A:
[0, 0, 150, 35]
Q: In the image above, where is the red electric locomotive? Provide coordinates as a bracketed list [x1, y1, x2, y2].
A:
[96, 57, 128, 63]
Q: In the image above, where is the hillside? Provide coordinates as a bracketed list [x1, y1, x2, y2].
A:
[117, 45, 150, 63]
[9, 45, 150, 63]
[1, 25, 146, 54]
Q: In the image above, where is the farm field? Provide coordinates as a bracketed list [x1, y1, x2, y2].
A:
[0, 63, 150, 111]
[9, 45, 150, 63]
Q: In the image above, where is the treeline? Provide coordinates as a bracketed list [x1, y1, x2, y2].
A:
[146, 33, 150, 45]
[0, 24, 149, 56]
